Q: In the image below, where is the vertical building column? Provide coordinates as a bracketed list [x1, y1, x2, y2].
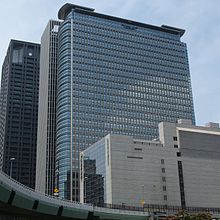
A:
[70, 18, 73, 202]
[178, 160, 186, 208]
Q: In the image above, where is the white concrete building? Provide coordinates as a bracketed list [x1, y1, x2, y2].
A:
[80, 120, 220, 208]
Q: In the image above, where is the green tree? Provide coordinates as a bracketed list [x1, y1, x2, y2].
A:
[166, 210, 212, 220]
[192, 212, 212, 220]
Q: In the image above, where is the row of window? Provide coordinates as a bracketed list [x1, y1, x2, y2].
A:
[74, 12, 181, 42]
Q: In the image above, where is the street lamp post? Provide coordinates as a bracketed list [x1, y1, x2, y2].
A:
[9, 157, 15, 178]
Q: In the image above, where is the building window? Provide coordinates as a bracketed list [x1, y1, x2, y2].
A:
[127, 156, 143, 159]
[161, 159, 164, 164]
[162, 168, 165, 173]
[164, 195, 167, 201]
[134, 148, 142, 151]
[174, 144, 178, 148]
[28, 47, 34, 57]
[163, 186, 166, 191]
[107, 139, 110, 166]
[178, 161, 186, 208]
[173, 136, 178, 141]
[12, 47, 23, 64]
[177, 152, 181, 157]
[162, 177, 166, 182]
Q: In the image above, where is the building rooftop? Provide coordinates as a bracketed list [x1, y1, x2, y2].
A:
[58, 3, 94, 20]
[58, 3, 185, 37]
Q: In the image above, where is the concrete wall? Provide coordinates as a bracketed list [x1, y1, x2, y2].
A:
[109, 135, 181, 207]
[182, 157, 220, 207]
[35, 21, 50, 193]
[179, 129, 220, 207]
[35, 20, 60, 194]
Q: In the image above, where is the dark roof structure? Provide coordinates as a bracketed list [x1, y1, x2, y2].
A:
[58, 3, 185, 37]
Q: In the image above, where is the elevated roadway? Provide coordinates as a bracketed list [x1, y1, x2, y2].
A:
[0, 171, 149, 219]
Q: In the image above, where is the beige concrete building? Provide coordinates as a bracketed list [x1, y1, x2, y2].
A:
[80, 120, 220, 208]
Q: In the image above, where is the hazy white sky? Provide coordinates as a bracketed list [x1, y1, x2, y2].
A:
[0, 0, 220, 125]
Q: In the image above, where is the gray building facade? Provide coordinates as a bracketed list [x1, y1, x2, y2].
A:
[80, 134, 180, 207]
[0, 40, 40, 189]
[159, 120, 220, 208]
[56, 3, 195, 200]
[80, 120, 220, 208]
[35, 20, 61, 195]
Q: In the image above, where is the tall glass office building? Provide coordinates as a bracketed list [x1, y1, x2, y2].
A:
[0, 40, 40, 189]
[57, 3, 195, 200]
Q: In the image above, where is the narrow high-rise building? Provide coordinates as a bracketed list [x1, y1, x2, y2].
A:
[56, 3, 195, 201]
[0, 40, 40, 189]
[35, 20, 61, 195]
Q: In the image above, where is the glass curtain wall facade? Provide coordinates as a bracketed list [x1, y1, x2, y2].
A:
[57, 4, 195, 200]
[0, 40, 40, 189]
[80, 140, 106, 205]
[35, 20, 61, 195]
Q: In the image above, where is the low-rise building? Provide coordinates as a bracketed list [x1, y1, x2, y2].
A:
[80, 120, 220, 208]
[160, 120, 220, 208]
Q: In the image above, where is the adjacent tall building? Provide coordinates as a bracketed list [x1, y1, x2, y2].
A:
[35, 20, 61, 195]
[0, 40, 40, 189]
[55, 3, 195, 200]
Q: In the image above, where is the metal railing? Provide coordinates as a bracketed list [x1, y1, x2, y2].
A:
[97, 203, 144, 212]
[143, 204, 220, 214]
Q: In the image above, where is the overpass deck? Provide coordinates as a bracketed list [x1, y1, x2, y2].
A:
[0, 171, 148, 220]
